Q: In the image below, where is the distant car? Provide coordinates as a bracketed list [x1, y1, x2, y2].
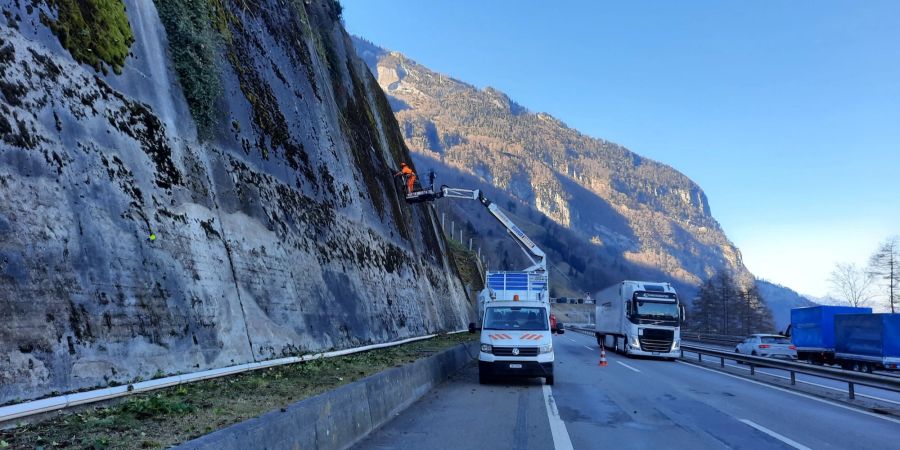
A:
[735, 334, 797, 360]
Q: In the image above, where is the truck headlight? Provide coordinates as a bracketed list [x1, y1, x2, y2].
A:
[540, 343, 553, 354]
[630, 335, 640, 348]
[481, 344, 493, 353]
[672, 340, 680, 350]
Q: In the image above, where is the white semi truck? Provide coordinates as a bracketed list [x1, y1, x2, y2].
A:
[433, 187, 559, 385]
[594, 280, 684, 359]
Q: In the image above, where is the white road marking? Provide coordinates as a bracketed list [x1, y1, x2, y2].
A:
[739, 419, 811, 450]
[617, 361, 641, 373]
[542, 384, 574, 450]
[584, 345, 594, 351]
[677, 361, 900, 425]
[721, 363, 900, 406]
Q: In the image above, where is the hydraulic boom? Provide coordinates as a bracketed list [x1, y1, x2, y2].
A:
[440, 187, 547, 273]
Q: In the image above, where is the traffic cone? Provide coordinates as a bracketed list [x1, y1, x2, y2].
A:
[598, 344, 608, 367]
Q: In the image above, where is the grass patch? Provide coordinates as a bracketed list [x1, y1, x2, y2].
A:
[1, 333, 473, 449]
[40, 0, 134, 75]
[447, 237, 485, 291]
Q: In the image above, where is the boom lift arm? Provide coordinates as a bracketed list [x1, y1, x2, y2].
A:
[440, 187, 547, 273]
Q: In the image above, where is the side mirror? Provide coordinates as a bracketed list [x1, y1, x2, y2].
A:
[557, 322, 565, 334]
[468, 322, 477, 334]
[679, 304, 686, 324]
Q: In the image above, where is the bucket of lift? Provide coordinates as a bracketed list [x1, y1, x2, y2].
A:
[403, 170, 442, 203]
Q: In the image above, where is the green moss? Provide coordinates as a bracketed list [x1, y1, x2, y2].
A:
[40, 0, 135, 75]
[153, 0, 222, 137]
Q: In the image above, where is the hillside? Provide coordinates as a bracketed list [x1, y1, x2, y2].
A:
[0, 1, 471, 404]
[756, 280, 818, 330]
[354, 37, 807, 322]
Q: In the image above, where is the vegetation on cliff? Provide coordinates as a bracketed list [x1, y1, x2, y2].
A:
[152, 0, 223, 136]
[39, 0, 134, 75]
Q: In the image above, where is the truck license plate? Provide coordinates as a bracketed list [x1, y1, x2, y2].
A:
[509, 363, 522, 369]
[652, 352, 660, 356]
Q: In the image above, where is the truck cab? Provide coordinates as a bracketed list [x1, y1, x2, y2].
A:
[471, 271, 556, 385]
[595, 280, 684, 359]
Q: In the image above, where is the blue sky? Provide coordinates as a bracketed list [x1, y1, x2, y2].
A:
[342, 0, 900, 297]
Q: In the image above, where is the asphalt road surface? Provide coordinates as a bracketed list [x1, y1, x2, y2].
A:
[356, 331, 900, 450]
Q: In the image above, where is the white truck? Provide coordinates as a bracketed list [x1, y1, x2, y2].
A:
[434, 187, 559, 385]
[594, 280, 684, 359]
[474, 271, 556, 384]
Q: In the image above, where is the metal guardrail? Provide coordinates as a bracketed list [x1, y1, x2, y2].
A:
[682, 344, 900, 399]
[680, 331, 744, 345]
[564, 325, 900, 400]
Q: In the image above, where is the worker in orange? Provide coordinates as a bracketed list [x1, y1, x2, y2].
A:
[394, 162, 417, 193]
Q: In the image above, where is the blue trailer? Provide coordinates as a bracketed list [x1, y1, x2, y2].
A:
[789, 305, 872, 365]
[835, 314, 900, 372]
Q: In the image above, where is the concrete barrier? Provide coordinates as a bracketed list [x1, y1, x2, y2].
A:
[176, 341, 477, 450]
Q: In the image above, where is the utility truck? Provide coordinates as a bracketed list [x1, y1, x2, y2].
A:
[594, 280, 684, 359]
[429, 187, 557, 385]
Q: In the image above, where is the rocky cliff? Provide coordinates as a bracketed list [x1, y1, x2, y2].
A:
[0, 0, 470, 404]
[354, 38, 753, 292]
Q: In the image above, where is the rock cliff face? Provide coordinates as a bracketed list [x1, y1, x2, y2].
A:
[0, 1, 470, 404]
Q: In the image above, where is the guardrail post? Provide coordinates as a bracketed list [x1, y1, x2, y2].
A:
[698, 353, 702, 362]
[720, 357, 724, 368]
[849, 382, 855, 400]
[790, 371, 796, 385]
[750, 364, 755, 375]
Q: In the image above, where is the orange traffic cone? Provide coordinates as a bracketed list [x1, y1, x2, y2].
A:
[598, 344, 608, 367]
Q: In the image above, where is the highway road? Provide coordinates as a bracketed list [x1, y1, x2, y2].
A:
[357, 330, 900, 450]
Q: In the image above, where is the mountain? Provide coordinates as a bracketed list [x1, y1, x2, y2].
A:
[0, 1, 470, 403]
[756, 280, 818, 330]
[353, 37, 798, 321]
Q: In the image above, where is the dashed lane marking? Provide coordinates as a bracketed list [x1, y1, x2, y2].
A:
[739, 419, 811, 450]
[617, 361, 641, 373]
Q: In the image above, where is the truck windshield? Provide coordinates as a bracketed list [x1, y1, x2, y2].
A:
[483, 307, 548, 331]
[634, 301, 679, 319]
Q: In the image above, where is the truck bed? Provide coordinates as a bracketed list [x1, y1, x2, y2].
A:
[791, 305, 872, 351]
[835, 314, 900, 360]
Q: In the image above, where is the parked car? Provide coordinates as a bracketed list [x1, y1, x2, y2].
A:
[735, 334, 797, 360]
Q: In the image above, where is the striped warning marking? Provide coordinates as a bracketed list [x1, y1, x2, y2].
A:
[490, 334, 513, 340]
[520, 334, 543, 340]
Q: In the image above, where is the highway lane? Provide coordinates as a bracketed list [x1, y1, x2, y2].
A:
[356, 332, 900, 449]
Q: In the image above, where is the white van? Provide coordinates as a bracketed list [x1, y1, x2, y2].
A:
[471, 298, 558, 385]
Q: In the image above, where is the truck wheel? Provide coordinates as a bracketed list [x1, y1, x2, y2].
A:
[865, 364, 874, 374]
[596, 334, 604, 346]
[479, 372, 490, 385]
[546, 375, 555, 386]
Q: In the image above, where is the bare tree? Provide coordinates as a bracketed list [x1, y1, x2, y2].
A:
[869, 237, 899, 313]
[828, 262, 875, 307]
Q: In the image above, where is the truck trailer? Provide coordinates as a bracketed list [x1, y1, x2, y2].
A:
[834, 313, 900, 372]
[594, 280, 684, 359]
[789, 305, 871, 366]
